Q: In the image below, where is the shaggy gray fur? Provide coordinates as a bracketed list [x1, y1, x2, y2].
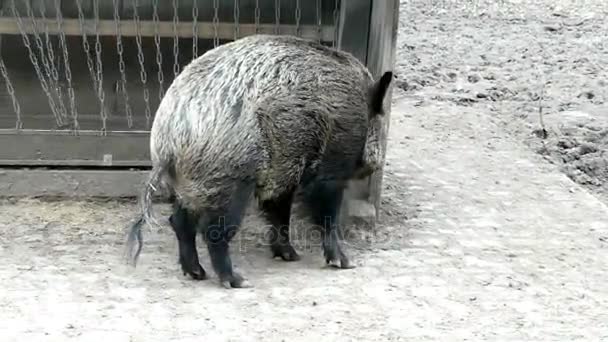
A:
[152, 34, 380, 208]
[126, 34, 392, 283]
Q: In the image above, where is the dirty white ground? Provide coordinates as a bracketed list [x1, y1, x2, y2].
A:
[2, 1, 608, 341]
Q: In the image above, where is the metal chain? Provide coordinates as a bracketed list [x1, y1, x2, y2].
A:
[295, 0, 301, 37]
[39, 0, 68, 123]
[132, 0, 152, 129]
[254, 0, 261, 33]
[75, 0, 104, 129]
[10, 0, 63, 128]
[212, 0, 219, 47]
[0, 36, 22, 131]
[93, 0, 107, 134]
[153, 0, 164, 100]
[0, 59, 21, 130]
[113, 0, 134, 128]
[23, 0, 64, 126]
[333, 0, 340, 48]
[172, 0, 180, 77]
[55, 0, 79, 133]
[274, 0, 280, 34]
[192, 0, 199, 59]
[233, 0, 239, 40]
[25, 0, 55, 97]
[316, 0, 322, 43]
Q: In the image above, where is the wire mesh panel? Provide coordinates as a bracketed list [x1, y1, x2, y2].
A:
[0, 0, 342, 141]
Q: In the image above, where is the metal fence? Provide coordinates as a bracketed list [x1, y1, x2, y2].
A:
[0, 0, 400, 217]
[0, 0, 348, 166]
[0, 0, 339, 130]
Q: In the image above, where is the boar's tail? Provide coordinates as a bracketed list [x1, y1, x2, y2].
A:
[125, 162, 168, 267]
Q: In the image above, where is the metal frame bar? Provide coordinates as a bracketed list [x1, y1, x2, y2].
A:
[0, 18, 336, 41]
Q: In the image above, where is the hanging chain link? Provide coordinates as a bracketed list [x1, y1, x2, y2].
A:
[113, 0, 134, 128]
[22, 0, 64, 126]
[55, 0, 79, 133]
[333, 0, 340, 48]
[132, 0, 152, 129]
[0, 36, 22, 131]
[153, 0, 164, 100]
[76, 0, 107, 133]
[172, 0, 180, 77]
[11, 0, 63, 128]
[295, 0, 301, 37]
[316, 0, 322, 43]
[192, 0, 199, 59]
[75, 0, 100, 96]
[25, 0, 56, 102]
[233, 0, 239, 40]
[254, 0, 261, 33]
[0, 58, 21, 130]
[212, 0, 220, 47]
[39, 0, 68, 123]
[274, 0, 280, 34]
[93, 0, 107, 134]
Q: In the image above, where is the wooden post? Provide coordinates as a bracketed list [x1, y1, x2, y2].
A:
[366, 0, 400, 220]
[343, 0, 400, 228]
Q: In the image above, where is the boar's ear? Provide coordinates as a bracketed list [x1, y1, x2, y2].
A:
[369, 71, 393, 115]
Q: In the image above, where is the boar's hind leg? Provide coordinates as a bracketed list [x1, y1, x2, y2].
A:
[303, 180, 355, 269]
[203, 182, 253, 289]
[260, 190, 300, 262]
[169, 202, 207, 280]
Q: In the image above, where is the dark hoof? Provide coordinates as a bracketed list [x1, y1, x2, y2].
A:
[326, 256, 356, 269]
[323, 239, 354, 269]
[271, 244, 301, 262]
[180, 261, 207, 280]
[220, 272, 252, 289]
